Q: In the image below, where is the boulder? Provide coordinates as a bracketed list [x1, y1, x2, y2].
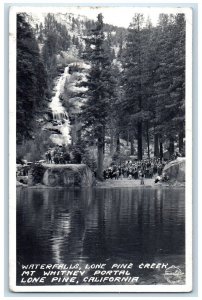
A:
[163, 158, 185, 183]
[42, 164, 94, 187]
[17, 175, 28, 185]
[16, 180, 27, 187]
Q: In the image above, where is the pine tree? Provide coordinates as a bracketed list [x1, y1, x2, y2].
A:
[169, 14, 185, 154]
[17, 13, 47, 144]
[140, 20, 158, 159]
[153, 14, 185, 156]
[81, 13, 113, 180]
[122, 14, 145, 160]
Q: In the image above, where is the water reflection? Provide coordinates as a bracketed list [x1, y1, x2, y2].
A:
[17, 187, 185, 285]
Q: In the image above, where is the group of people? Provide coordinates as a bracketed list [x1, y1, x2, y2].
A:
[45, 146, 71, 164]
[103, 158, 167, 182]
[45, 147, 170, 183]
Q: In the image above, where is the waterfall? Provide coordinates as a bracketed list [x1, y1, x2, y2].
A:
[49, 66, 71, 145]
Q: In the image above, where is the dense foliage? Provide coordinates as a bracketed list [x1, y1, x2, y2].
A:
[17, 13, 48, 144]
[81, 14, 117, 179]
[16, 12, 185, 174]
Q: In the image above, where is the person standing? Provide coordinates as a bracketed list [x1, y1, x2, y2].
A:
[139, 170, 144, 185]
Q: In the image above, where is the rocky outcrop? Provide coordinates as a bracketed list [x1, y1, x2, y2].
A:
[28, 163, 94, 187]
[163, 158, 185, 183]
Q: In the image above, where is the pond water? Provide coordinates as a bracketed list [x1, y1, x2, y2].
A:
[17, 187, 185, 285]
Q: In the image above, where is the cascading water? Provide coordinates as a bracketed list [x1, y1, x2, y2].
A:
[49, 66, 71, 145]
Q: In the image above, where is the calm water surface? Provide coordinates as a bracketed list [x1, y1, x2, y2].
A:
[17, 187, 185, 285]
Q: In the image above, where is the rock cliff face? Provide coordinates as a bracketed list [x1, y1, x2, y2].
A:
[163, 158, 185, 183]
[28, 164, 94, 187]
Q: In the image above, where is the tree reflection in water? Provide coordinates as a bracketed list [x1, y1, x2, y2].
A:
[17, 187, 185, 285]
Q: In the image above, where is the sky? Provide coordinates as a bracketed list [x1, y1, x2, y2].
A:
[18, 6, 184, 28]
[58, 6, 161, 27]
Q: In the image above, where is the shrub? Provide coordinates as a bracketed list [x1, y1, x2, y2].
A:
[30, 163, 45, 184]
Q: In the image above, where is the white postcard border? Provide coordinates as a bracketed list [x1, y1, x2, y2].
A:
[9, 5, 193, 293]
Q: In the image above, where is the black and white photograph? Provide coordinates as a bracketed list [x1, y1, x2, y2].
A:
[9, 5, 192, 292]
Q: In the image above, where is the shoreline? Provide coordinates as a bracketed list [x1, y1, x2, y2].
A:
[95, 179, 185, 188]
[17, 178, 185, 189]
